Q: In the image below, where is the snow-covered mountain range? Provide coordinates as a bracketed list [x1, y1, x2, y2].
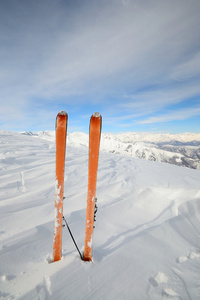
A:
[21, 131, 200, 170]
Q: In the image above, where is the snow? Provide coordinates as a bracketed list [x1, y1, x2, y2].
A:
[0, 129, 200, 299]
[21, 130, 200, 170]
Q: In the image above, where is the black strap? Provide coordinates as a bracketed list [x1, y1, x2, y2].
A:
[93, 198, 98, 228]
[62, 215, 83, 260]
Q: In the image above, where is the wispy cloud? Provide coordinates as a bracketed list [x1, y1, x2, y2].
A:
[139, 107, 200, 124]
[119, 82, 200, 116]
[0, 0, 200, 132]
[171, 51, 200, 81]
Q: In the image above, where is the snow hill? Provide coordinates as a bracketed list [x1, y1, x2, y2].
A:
[1, 130, 200, 299]
[21, 131, 200, 170]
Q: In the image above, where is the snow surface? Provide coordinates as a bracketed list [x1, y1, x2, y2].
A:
[0, 130, 200, 299]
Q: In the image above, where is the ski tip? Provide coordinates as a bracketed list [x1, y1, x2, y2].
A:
[56, 111, 68, 129]
[58, 111, 67, 116]
[92, 112, 101, 118]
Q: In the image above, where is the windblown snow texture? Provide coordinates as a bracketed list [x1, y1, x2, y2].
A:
[0, 130, 200, 299]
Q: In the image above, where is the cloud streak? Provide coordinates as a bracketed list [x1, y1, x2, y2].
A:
[139, 107, 200, 124]
[0, 0, 200, 132]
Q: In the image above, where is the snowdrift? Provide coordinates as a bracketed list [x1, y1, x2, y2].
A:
[0, 130, 200, 299]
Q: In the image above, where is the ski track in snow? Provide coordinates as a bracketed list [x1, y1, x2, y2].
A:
[0, 130, 200, 299]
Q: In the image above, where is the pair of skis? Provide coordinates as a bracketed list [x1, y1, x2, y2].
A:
[53, 111, 102, 262]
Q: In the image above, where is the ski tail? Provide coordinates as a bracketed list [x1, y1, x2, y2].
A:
[53, 111, 68, 262]
[84, 112, 102, 261]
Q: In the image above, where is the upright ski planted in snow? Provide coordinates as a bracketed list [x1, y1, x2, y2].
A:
[53, 111, 68, 262]
[84, 112, 102, 261]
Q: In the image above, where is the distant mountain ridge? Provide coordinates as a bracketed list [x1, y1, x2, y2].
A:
[21, 131, 200, 170]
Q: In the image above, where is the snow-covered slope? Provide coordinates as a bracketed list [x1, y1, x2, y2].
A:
[21, 131, 200, 169]
[0, 130, 200, 299]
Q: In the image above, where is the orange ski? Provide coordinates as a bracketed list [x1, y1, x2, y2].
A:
[53, 111, 68, 262]
[84, 112, 102, 261]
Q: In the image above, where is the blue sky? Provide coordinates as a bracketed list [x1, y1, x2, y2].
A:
[0, 0, 200, 133]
